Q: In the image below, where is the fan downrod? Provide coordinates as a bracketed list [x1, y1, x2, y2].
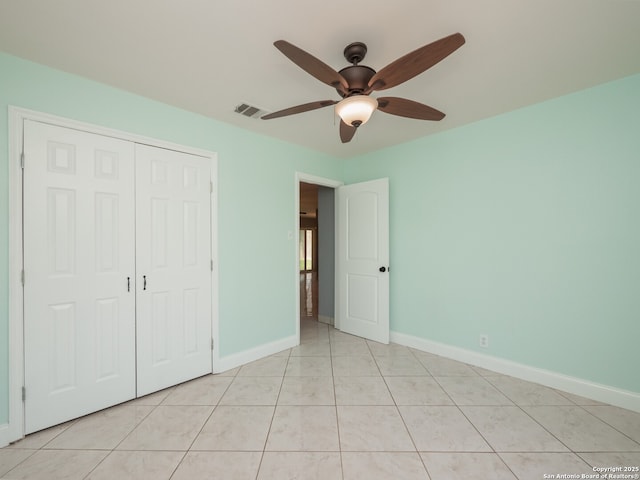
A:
[338, 42, 376, 96]
[343, 42, 367, 65]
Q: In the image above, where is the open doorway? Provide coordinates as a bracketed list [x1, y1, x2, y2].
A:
[299, 182, 335, 325]
[294, 173, 390, 345]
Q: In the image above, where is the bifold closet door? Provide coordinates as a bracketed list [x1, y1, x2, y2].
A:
[23, 120, 136, 434]
[135, 144, 213, 396]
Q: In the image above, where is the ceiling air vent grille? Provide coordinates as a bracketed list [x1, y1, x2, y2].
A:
[234, 103, 269, 119]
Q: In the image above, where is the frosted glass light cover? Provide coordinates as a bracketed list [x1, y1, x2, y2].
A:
[335, 95, 378, 126]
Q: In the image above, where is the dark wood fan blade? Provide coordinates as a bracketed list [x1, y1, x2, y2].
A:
[261, 100, 337, 120]
[377, 97, 445, 120]
[368, 33, 465, 91]
[274, 40, 348, 94]
[339, 120, 357, 143]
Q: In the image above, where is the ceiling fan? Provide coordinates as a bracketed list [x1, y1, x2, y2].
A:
[261, 33, 466, 143]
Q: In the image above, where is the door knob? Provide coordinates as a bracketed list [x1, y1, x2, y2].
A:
[379, 266, 387, 272]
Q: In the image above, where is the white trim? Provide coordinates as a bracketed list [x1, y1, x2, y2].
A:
[294, 173, 342, 344]
[10, 107, 217, 159]
[0, 424, 9, 448]
[8, 107, 25, 445]
[318, 315, 334, 326]
[7, 106, 219, 444]
[210, 158, 220, 373]
[391, 331, 640, 413]
[216, 335, 297, 373]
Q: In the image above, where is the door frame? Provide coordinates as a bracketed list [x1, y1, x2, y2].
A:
[294, 173, 342, 344]
[5, 106, 219, 445]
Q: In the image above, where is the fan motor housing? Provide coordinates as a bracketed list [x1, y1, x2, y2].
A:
[338, 65, 376, 96]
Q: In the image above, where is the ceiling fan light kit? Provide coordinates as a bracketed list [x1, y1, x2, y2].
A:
[262, 33, 465, 143]
[335, 95, 378, 127]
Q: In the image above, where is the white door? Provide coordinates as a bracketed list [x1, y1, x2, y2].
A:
[135, 144, 213, 396]
[337, 178, 390, 344]
[23, 120, 136, 433]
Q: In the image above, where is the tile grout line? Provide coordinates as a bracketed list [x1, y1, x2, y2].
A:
[328, 324, 347, 480]
[61, 392, 169, 480]
[379, 344, 434, 479]
[576, 404, 640, 448]
[453, 376, 606, 475]
[166, 373, 239, 479]
[252, 346, 290, 480]
[5, 321, 640, 479]
[493, 387, 578, 457]
[426, 373, 523, 479]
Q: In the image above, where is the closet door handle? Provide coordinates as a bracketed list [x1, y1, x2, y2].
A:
[127, 277, 130, 292]
[143, 275, 147, 291]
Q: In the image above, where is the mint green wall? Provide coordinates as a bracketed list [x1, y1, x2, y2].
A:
[1, 50, 638, 426]
[0, 53, 341, 423]
[343, 74, 640, 393]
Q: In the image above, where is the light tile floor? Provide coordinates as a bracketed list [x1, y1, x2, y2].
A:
[2, 318, 640, 479]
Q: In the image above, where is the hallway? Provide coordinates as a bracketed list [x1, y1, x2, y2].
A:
[300, 271, 318, 320]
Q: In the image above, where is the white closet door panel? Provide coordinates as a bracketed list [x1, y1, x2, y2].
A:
[135, 144, 212, 396]
[23, 120, 136, 434]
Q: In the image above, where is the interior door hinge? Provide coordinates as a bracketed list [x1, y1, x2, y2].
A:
[20, 152, 25, 169]
[210, 181, 213, 194]
[22, 386, 26, 402]
[211, 338, 214, 350]
[211, 259, 214, 271]
[21, 270, 25, 286]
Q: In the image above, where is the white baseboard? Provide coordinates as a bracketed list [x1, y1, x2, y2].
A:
[391, 331, 640, 413]
[0, 423, 9, 448]
[318, 315, 334, 326]
[215, 335, 297, 374]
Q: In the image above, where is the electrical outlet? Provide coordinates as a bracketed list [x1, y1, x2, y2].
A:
[479, 334, 489, 348]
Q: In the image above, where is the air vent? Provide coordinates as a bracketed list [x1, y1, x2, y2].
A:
[234, 103, 270, 119]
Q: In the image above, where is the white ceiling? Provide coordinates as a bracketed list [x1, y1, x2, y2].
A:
[1, 0, 639, 158]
